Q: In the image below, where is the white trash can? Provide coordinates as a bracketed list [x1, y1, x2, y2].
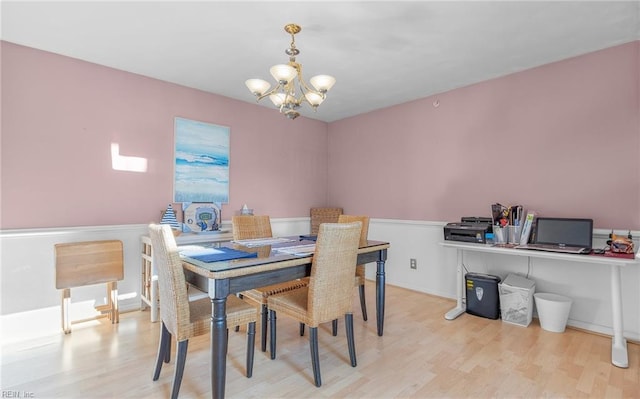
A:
[534, 293, 572, 333]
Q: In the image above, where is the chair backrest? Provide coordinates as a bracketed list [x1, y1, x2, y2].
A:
[310, 207, 343, 235]
[337, 215, 370, 247]
[307, 222, 361, 325]
[232, 215, 273, 240]
[148, 223, 192, 340]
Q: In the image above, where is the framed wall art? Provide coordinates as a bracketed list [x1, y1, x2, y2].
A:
[174, 117, 230, 203]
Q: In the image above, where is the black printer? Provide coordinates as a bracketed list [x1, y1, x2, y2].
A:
[444, 217, 493, 244]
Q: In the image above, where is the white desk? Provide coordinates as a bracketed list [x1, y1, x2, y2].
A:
[440, 241, 639, 368]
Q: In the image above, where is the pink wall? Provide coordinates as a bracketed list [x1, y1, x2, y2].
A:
[3, 41, 639, 230]
[328, 42, 640, 230]
[1, 42, 329, 229]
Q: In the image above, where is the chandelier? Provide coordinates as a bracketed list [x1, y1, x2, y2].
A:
[245, 23, 336, 120]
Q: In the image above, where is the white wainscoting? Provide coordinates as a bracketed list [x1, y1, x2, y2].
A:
[1, 218, 638, 344]
[0, 218, 310, 343]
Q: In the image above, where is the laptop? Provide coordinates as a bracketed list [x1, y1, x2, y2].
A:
[515, 217, 593, 254]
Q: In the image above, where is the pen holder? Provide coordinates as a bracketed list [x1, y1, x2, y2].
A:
[493, 226, 509, 244]
[508, 225, 521, 244]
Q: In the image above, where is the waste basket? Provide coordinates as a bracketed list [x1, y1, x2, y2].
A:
[534, 293, 572, 333]
[499, 273, 535, 327]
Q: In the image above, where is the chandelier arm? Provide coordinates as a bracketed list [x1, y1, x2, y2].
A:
[295, 66, 325, 98]
[254, 83, 283, 102]
[295, 75, 325, 111]
[297, 77, 324, 99]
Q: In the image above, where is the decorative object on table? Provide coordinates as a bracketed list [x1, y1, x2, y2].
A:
[174, 117, 229, 203]
[181, 202, 220, 233]
[240, 204, 253, 215]
[245, 23, 336, 120]
[161, 204, 182, 235]
[609, 232, 635, 254]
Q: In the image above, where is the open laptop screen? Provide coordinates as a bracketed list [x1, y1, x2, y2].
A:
[534, 217, 593, 248]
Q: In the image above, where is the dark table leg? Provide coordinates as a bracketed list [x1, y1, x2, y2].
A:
[211, 295, 227, 399]
[376, 249, 388, 336]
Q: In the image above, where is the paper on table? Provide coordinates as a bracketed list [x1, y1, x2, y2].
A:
[276, 244, 316, 256]
[184, 247, 258, 262]
[179, 246, 224, 257]
[232, 237, 295, 247]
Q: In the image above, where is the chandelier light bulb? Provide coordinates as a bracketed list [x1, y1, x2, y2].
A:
[269, 93, 286, 107]
[310, 75, 336, 93]
[270, 64, 297, 84]
[245, 79, 271, 96]
[305, 92, 324, 106]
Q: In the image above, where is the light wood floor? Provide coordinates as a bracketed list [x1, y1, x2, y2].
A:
[1, 283, 638, 398]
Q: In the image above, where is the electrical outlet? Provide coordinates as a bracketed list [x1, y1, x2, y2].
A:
[410, 258, 417, 269]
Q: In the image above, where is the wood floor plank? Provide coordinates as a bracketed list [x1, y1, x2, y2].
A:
[1, 282, 638, 398]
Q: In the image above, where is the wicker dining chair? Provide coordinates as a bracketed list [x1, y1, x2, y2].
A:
[232, 215, 308, 352]
[310, 207, 343, 235]
[338, 214, 370, 321]
[148, 224, 258, 399]
[299, 214, 371, 338]
[267, 221, 362, 387]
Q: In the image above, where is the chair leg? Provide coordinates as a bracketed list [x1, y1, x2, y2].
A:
[345, 313, 357, 367]
[359, 284, 368, 321]
[309, 327, 321, 387]
[171, 340, 189, 399]
[153, 322, 171, 381]
[61, 289, 71, 334]
[164, 338, 171, 363]
[109, 281, 119, 324]
[246, 322, 256, 378]
[269, 309, 277, 360]
[332, 319, 338, 336]
[299, 322, 305, 336]
[261, 304, 268, 352]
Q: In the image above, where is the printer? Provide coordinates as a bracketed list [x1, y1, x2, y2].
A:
[444, 217, 493, 244]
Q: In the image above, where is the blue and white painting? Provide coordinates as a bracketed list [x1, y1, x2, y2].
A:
[174, 117, 229, 203]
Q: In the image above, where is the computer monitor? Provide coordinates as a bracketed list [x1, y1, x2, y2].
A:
[534, 217, 593, 248]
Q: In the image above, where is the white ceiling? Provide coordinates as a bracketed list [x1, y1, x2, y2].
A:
[2, 1, 639, 122]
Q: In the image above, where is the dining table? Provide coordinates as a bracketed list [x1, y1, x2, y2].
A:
[180, 236, 390, 399]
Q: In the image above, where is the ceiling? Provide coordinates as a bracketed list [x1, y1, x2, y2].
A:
[2, 1, 639, 122]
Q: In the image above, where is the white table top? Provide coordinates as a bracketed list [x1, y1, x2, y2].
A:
[440, 241, 639, 267]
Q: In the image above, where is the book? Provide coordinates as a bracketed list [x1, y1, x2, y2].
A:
[519, 211, 537, 245]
